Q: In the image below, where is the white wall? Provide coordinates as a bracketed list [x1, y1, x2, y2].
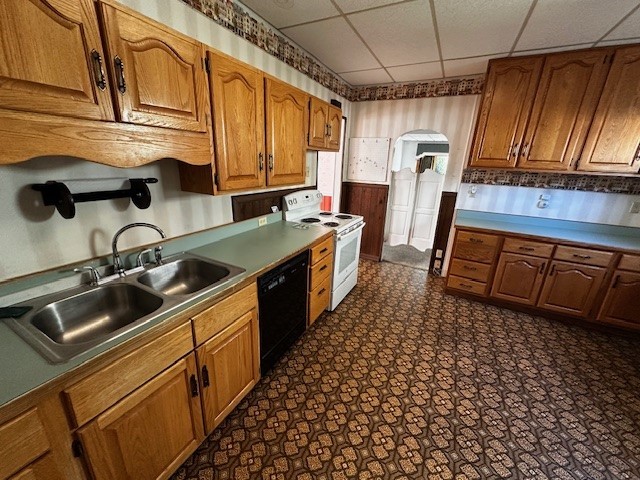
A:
[457, 184, 640, 228]
[0, 0, 350, 283]
[349, 95, 480, 192]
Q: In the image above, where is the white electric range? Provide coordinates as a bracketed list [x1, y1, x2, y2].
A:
[282, 190, 365, 310]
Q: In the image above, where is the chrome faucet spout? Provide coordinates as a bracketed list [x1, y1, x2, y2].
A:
[112, 223, 166, 276]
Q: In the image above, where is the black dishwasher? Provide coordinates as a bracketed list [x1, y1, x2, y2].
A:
[258, 250, 308, 375]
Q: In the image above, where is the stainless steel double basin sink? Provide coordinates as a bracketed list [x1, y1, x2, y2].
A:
[5, 253, 245, 364]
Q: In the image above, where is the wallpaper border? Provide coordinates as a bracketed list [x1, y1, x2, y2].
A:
[179, 0, 485, 101]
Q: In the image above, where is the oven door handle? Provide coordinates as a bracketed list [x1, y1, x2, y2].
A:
[337, 222, 365, 241]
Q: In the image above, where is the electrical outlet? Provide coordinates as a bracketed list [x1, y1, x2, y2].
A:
[434, 260, 442, 269]
[258, 216, 268, 226]
[630, 201, 640, 214]
[468, 185, 477, 197]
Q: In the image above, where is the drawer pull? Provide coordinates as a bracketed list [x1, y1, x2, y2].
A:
[572, 254, 591, 260]
[319, 248, 328, 254]
[469, 238, 483, 244]
[462, 265, 477, 271]
[459, 283, 473, 289]
[201, 365, 210, 388]
[519, 246, 535, 251]
[318, 288, 326, 296]
[319, 265, 328, 271]
[190, 375, 199, 397]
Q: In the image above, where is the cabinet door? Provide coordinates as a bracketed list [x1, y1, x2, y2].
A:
[469, 57, 544, 168]
[579, 45, 640, 173]
[537, 261, 606, 317]
[209, 53, 265, 191]
[598, 271, 640, 329]
[197, 309, 259, 434]
[100, 2, 209, 132]
[0, 0, 114, 121]
[327, 105, 342, 151]
[518, 49, 611, 171]
[490, 253, 548, 305]
[308, 97, 328, 148]
[78, 354, 204, 480]
[265, 78, 307, 186]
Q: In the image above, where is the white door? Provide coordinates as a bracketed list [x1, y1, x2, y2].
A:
[408, 169, 443, 251]
[387, 168, 417, 246]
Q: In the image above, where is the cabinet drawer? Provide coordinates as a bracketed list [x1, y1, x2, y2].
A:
[449, 259, 492, 282]
[0, 408, 50, 479]
[310, 255, 333, 290]
[310, 236, 333, 265]
[554, 245, 613, 267]
[453, 231, 500, 264]
[64, 322, 193, 427]
[192, 283, 258, 346]
[309, 275, 331, 325]
[503, 237, 554, 258]
[618, 254, 640, 272]
[446, 275, 487, 296]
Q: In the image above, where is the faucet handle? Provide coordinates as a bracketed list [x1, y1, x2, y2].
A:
[154, 245, 163, 265]
[136, 248, 154, 267]
[74, 266, 102, 286]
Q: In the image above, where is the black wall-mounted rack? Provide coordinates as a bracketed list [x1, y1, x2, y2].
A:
[32, 178, 158, 219]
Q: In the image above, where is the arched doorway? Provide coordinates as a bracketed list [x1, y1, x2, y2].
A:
[383, 129, 449, 270]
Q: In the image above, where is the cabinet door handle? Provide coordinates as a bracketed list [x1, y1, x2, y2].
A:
[268, 154, 274, 171]
[612, 275, 620, 288]
[549, 264, 556, 276]
[258, 152, 264, 172]
[519, 246, 535, 252]
[539, 262, 546, 274]
[91, 50, 106, 91]
[469, 238, 483, 244]
[520, 142, 530, 158]
[190, 374, 199, 397]
[462, 265, 477, 271]
[328, 124, 332, 137]
[572, 254, 591, 260]
[201, 365, 210, 388]
[114, 55, 126, 94]
[510, 143, 519, 158]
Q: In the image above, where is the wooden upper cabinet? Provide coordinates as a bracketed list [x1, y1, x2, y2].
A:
[469, 56, 544, 168]
[327, 105, 342, 151]
[265, 78, 307, 186]
[308, 97, 329, 149]
[99, 1, 209, 132]
[0, 0, 114, 121]
[209, 53, 265, 191]
[517, 49, 612, 171]
[579, 45, 640, 173]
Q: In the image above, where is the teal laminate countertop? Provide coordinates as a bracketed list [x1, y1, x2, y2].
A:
[455, 210, 640, 252]
[0, 219, 332, 409]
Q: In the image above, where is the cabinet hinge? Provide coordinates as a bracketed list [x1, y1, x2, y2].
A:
[204, 57, 211, 74]
[72, 439, 84, 458]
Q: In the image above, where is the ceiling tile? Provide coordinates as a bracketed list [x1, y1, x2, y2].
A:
[282, 17, 380, 73]
[603, 6, 640, 41]
[511, 43, 593, 56]
[436, 0, 533, 59]
[238, 0, 338, 28]
[333, 0, 405, 14]
[348, 0, 439, 66]
[339, 69, 394, 85]
[597, 37, 640, 47]
[443, 55, 503, 77]
[516, 0, 639, 50]
[387, 62, 443, 82]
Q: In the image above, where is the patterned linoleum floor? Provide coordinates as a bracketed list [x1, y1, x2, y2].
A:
[172, 260, 640, 480]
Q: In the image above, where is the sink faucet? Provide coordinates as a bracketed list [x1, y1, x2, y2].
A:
[112, 223, 166, 276]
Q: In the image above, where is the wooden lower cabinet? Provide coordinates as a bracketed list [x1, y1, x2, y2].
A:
[598, 271, 640, 328]
[491, 253, 547, 305]
[78, 354, 204, 480]
[8, 452, 65, 480]
[197, 309, 260, 434]
[536, 261, 606, 317]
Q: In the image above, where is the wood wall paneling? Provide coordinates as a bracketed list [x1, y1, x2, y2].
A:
[429, 191, 457, 272]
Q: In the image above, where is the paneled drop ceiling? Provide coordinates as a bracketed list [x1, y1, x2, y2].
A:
[238, 0, 640, 85]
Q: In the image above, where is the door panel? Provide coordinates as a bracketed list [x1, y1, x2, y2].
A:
[197, 310, 259, 434]
[537, 261, 606, 317]
[79, 355, 204, 480]
[387, 169, 416, 246]
[469, 57, 544, 168]
[409, 168, 443, 252]
[598, 271, 640, 329]
[210, 53, 265, 191]
[308, 97, 328, 148]
[100, 2, 208, 132]
[265, 78, 307, 186]
[579, 45, 640, 173]
[490, 253, 547, 305]
[518, 49, 611, 170]
[0, 0, 114, 120]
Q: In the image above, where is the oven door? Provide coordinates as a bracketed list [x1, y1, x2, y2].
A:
[333, 222, 365, 287]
